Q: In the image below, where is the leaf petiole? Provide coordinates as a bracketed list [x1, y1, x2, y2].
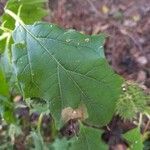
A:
[4, 9, 25, 27]
[37, 113, 43, 134]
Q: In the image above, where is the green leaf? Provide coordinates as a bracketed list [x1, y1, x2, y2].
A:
[51, 124, 107, 150]
[144, 138, 150, 150]
[0, 31, 8, 54]
[0, 38, 19, 93]
[0, 65, 9, 97]
[70, 124, 107, 150]
[28, 98, 50, 114]
[0, 66, 16, 123]
[123, 128, 144, 150]
[12, 22, 123, 127]
[50, 138, 71, 150]
[3, 0, 48, 29]
[30, 132, 47, 150]
[0, 0, 48, 53]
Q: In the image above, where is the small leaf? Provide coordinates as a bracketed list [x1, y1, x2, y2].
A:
[0, 0, 48, 54]
[0, 66, 16, 123]
[29, 132, 47, 150]
[29, 98, 50, 114]
[50, 138, 71, 150]
[2, 0, 48, 29]
[123, 128, 144, 150]
[0, 32, 9, 54]
[0, 40, 19, 94]
[70, 124, 108, 150]
[12, 22, 123, 127]
[3, 107, 16, 123]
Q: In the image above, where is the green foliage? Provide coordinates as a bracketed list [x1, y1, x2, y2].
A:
[143, 138, 150, 150]
[123, 127, 144, 150]
[0, 123, 14, 149]
[0, 0, 48, 53]
[8, 124, 23, 143]
[116, 81, 148, 120]
[0, 0, 48, 124]
[29, 132, 47, 150]
[51, 138, 72, 150]
[2, 0, 48, 29]
[0, 66, 16, 123]
[12, 22, 123, 128]
[0, 41, 18, 93]
[70, 123, 108, 150]
[25, 98, 50, 115]
[0, 66, 9, 97]
[0, 30, 8, 54]
[51, 123, 108, 150]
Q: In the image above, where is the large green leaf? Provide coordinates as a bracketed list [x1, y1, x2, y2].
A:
[12, 22, 123, 127]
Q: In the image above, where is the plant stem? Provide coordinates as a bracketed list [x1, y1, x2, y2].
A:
[37, 113, 43, 134]
[0, 26, 12, 32]
[0, 32, 10, 40]
[138, 113, 143, 128]
[17, 4, 23, 17]
[50, 116, 58, 140]
[5, 33, 12, 62]
[4, 9, 24, 26]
